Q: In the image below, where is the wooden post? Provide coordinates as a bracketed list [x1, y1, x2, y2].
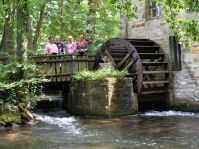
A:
[169, 36, 181, 71]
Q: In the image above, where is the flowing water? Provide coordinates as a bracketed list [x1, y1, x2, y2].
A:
[0, 110, 199, 149]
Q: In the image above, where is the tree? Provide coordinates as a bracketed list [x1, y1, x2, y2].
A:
[154, 0, 199, 46]
[60, 0, 64, 39]
[32, 0, 47, 51]
[87, 0, 97, 40]
[15, 0, 31, 81]
[0, 0, 15, 61]
[119, 0, 128, 38]
[26, 2, 33, 50]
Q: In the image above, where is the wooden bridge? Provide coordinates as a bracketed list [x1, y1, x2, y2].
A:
[33, 54, 95, 82]
[34, 38, 170, 109]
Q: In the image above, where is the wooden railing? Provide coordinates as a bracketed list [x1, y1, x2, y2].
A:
[33, 54, 95, 82]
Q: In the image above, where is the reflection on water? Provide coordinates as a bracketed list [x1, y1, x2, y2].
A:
[0, 111, 199, 149]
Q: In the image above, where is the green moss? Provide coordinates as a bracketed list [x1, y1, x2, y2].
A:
[73, 69, 128, 81]
[0, 111, 21, 125]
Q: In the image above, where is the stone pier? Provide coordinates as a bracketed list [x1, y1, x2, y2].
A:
[66, 78, 138, 117]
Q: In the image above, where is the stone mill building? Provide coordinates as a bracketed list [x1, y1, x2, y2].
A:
[121, 0, 199, 111]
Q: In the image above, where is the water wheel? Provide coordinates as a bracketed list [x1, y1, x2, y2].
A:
[94, 38, 170, 109]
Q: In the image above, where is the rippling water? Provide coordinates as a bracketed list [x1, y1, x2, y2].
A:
[0, 110, 199, 149]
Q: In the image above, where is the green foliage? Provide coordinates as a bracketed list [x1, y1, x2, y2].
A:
[0, 111, 21, 125]
[113, 0, 138, 19]
[0, 77, 47, 125]
[0, 62, 37, 80]
[74, 67, 128, 81]
[0, 56, 48, 125]
[154, 0, 199, 46]
[35, 0, 120, 53]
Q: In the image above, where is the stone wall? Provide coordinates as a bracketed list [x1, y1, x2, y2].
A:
[126, 0, 199, 111]
[128, 19, 171, 55]
[67, 78, 138, 117]
[127, 0, 172, 55]
[191, 42, 199, 54]
[172, 53, 199, 112]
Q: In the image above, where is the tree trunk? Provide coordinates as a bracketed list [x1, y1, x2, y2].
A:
[120, 14, 128, 38]
[60, 0, 64, 39]
[0, 0, 15, 60]
[119, 0, 128, 38]
[26, 7, 33, 50]
[16, 0, 28, 79]
[87, 0, 96, 42]
[32, 2, 46, 51]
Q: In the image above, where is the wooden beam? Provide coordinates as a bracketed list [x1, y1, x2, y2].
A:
[118, 50, 134, 68]
[104, 48, 117, 69]
[124, 56, 138, 70]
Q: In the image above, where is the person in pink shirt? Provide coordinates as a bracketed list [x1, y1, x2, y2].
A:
[65, 36, 76, 54]
[44, 36, 58, 55]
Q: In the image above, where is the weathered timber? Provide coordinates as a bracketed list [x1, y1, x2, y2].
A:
[33, 54, 95, 82]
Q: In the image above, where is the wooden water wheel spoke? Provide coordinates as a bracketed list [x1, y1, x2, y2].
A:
[124, 56, 139, 70]
[118, 51, 134, 68]
[104, 48, 117, 68]
[124, 59, 135, 70]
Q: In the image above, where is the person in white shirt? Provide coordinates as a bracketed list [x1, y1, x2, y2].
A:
[44, 36, 58, 55]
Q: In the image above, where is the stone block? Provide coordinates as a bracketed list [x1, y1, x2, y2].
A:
[66, 78, 138, 117]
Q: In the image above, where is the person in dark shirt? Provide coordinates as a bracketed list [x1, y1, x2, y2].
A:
[54, 36, 64, 54]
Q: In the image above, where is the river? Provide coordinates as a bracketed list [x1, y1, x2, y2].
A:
[0, 110, 199, 149]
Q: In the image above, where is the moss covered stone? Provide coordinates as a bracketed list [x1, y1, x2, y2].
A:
[66, 78, 138, 117]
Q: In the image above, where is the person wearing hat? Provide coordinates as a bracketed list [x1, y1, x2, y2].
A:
[65, 36, 76, 54]
[54, 35, 64, 54]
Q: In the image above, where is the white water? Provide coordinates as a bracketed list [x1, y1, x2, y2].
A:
[141, 110, 199, 117]
[34, 113, 82, 134]
[34, 111, 199, 128]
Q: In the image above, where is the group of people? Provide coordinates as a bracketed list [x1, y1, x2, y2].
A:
[44, 35, 88, 55]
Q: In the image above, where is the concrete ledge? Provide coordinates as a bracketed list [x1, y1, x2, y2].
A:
[173, 99, 199, 112]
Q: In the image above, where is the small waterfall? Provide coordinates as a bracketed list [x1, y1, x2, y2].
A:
[35, 91, 64, 110]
